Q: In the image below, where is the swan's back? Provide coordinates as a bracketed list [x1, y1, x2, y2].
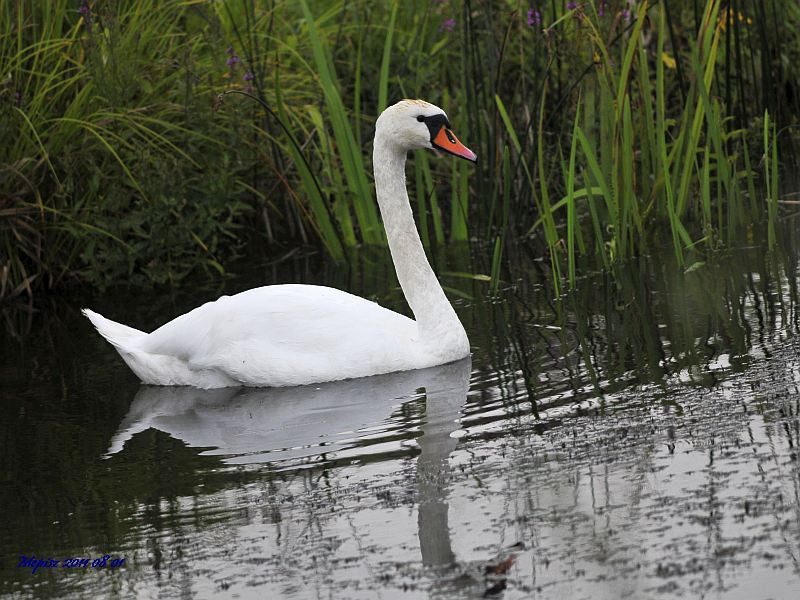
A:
[88, 285, 426, 388]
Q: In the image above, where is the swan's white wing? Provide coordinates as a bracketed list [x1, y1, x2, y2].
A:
[139, 284, 423, 386]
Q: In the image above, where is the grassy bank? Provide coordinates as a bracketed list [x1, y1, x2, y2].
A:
[2, 0, 798, 302]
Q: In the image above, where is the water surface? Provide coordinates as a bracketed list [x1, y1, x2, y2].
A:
[2, 242, 800, 599]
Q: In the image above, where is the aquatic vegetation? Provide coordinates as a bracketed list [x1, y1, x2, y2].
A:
[1, 0, 256, 300]
[495, 0, 793, 290]
[2, 0, 798, 302]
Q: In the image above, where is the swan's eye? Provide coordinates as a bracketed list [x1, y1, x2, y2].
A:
[416, 115, 425, 122]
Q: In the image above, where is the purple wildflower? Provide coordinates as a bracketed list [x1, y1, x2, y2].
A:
[624, 0, 637, 21]
[78, 0, 92, 30]
[566, 1, 583, 21]
[13, 90, 22, 107]
[598, 1, 605, 17]
[226, 46, 235, 55]
[243, 71, 254, 81]
[226, 54, 240, 68]
[440, 17, 456, 32]
[527, 8, 542, 26]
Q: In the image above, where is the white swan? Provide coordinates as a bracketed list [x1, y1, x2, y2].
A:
[83, 99, 477, 388]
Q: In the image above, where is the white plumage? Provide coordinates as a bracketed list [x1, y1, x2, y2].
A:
[83, 100, 476, 388]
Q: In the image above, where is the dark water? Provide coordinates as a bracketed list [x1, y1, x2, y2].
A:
[2, 240, 800, 599]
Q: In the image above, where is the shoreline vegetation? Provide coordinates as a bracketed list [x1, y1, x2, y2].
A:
[2, 0, 798, 304]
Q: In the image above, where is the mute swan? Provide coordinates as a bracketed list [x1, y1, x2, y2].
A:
[83, 99, 477, 388]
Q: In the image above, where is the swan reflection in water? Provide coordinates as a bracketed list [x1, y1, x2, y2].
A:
[106, 357, 471, 569]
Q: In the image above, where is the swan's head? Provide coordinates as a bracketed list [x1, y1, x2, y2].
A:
[375, 99, 477, 162]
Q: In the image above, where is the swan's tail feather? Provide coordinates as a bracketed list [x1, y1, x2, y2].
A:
[82, 308, 146, 351]
[82, 309, 235, 388]
[83, 308, 158, 383]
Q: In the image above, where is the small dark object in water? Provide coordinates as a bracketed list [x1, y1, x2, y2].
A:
[484, 554, 516, 575]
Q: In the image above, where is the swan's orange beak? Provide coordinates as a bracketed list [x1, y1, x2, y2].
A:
[432, 127, 477, 163]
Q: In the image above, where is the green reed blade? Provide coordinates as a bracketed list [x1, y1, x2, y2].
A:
[299, 0, 381, 244]
[377, 1, 398, 114]
[566, 101, 580, 289]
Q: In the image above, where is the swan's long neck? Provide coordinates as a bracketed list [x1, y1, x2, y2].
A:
[373, 135, 468, 352]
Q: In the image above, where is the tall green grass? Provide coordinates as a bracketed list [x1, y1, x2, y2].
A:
[495, 0, 793, 290]
[1, 1, 259, 299]
[2, 0, 798, 302]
